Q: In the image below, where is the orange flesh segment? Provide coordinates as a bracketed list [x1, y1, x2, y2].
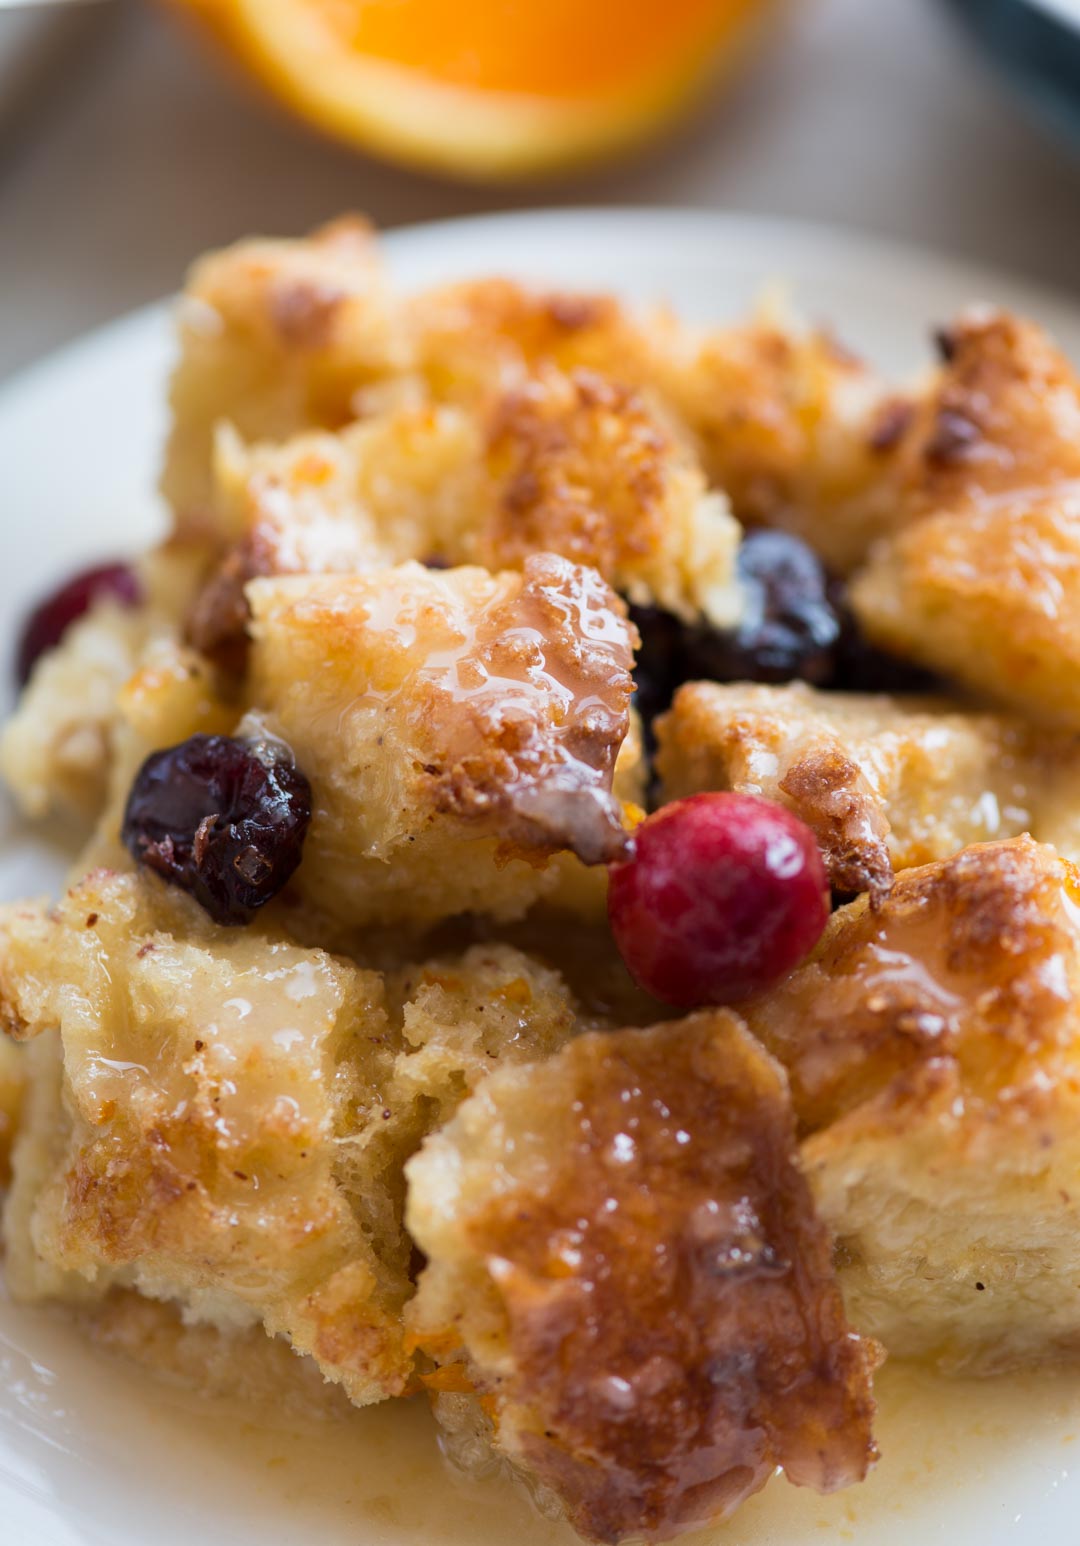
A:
[309, 0, 750, 99]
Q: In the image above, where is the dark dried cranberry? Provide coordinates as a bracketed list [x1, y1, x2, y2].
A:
[686, 530, 840, 687]
[628, 602, 687, 732]
[16, 561, 141, 687]
[628, 531, 938, 741]
[121, 734, 312, 926]
[628, 532, 842, 733]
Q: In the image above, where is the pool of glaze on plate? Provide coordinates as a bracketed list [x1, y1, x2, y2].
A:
[2, 1292, 1079, 1546]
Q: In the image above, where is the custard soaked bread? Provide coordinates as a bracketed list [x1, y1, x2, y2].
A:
[247, 555, 637, 927]
[167, 227, 1080, 735]
[656, 681, 1080, 896]
[407, 1013, 876, 1543]
[847, 312, 1080, 725]
[192, 360, 741, 672]
[162, 218, 401, 527]
[0, 869, 592, 1402]
[0, 868, 876, 1543]
[6, 554, 640, 934]
[164, 223, 900, 630]
[742, 837, 1080, 1372]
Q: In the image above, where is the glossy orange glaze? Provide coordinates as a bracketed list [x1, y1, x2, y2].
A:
[743, 837, 1080, 1133]
[440, 1014, 876, 1543]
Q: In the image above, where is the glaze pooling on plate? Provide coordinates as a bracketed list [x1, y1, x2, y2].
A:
[0, 208, 1080, 1546]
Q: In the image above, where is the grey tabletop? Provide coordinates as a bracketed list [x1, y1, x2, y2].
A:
[2, 0, 1080, 384]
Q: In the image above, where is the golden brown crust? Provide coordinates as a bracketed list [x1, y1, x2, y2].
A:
[406, 277, 647, 402]
[741, 836, 1080, 1133]
[483, 367, 696, 597]
[736, 836, 1080, 1372]
[163, 217, 399, 528]
[893, 309, 1080, 515]
[188, 358, 741, 635]
[407, 1014, 876, 1544]
[656, 680, 1080, 895]
[656, 316, 890, 573]
[666, 307, 1080, 577]
[417, 292, 888, 583]
[846, 311, 1080, 720]
[776, 746, 893, 897]
[851, 486, 1080, 727]
[0, 871, 591, 1402]
[247, 556, 637, 927]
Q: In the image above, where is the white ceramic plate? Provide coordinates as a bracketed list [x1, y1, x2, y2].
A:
[4, 208, 1080, 1546]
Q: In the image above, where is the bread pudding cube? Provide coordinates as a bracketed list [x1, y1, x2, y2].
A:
[406, 1011, 876, 1545]
[164, 218, 401, 531]
[656, 681, 1080, 895]
[0, 868, 408, 1400]
[163, 227, 661, 542]
[404, 281, 892, 587]
[246, 554, 636, 929]
[404, 276, 656, 405]
[843, 312, 1080, 724]
[0, 869, 589, 1402]
[187, 359, 741, 676]
[878, 309, 1080, 526]
[741, 836, 1080, 1371]
[707, 306, 1080, 579]
[480, 365, 739, 622]
[851, 485, 1080, 728]
[656, 313, 892, 575]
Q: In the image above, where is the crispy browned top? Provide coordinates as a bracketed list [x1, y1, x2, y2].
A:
[742, 836, 1080, 1133]
[655, 680, 1080, 898]
[896, 309, 1080, 514]
[679, 322, 873, 515]
[423, 553, 638, 864]
[250, 555, 637, 870]
[484, 367, 683, 579]
[409, 277, 640, 395]
[416, 1014, 876, 1543]
[776, 745, 893, 897]
[852, 480, 1080, 726]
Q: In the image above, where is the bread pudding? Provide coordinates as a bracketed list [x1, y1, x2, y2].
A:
[5, 217, 1080, 1542]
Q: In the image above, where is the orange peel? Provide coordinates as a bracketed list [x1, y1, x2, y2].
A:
[170, 0, 780, 180]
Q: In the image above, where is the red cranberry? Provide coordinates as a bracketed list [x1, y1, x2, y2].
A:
[608, 793, 829, 1007]
[121, 734, 312, 927]
[16, 561, 142, 687]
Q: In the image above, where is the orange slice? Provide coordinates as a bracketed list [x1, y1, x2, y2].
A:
[171, 0, 780, 180]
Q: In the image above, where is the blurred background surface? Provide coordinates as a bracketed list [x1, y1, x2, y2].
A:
[3, 0, 1080, 380]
